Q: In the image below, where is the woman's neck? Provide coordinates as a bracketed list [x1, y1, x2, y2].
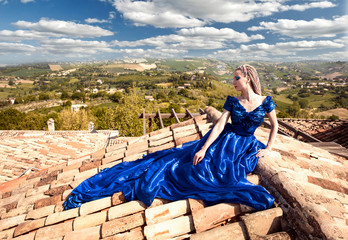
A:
[240, 88, 257, 101]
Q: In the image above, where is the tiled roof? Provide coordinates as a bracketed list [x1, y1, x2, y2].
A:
[0, 131, 118, 183]
[0, 113, 347, 239]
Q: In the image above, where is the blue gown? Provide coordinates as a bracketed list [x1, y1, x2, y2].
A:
[64, 95, 276, 211]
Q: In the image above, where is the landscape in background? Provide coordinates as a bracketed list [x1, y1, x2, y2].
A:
[0, 58, 347, 136]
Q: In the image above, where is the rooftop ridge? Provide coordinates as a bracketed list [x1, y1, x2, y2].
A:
[0, 110, 347, 239]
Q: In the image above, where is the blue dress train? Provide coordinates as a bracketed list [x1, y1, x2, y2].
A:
[64, 96, 276, 211]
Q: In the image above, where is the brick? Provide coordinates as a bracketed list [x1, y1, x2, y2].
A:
[44, 185, 72, 196]
[62, 189, 73, 200]
[26, 205, 55, 220]
[145, 199, 189, 225]
[91, 148, 106, 161]
[80, 196, 112, 216]
[149, 130, 173, 142]
[63, 162, 82, 172]
[50, 176, 74, 188]
[149, 135, 174, 147]
[34, 195, 62, 209]
[126, 141, 149, 156]
[13, 217, 46, 237]
[170, 119, 195, 130]
[45, 207, 79, 225]
[106, 141, 128, 153]
[73, 211, 107, 231]
[3, 205, 33, 219]
[123, 152, 147, 162]
[101, 212, 145, 238]
[109, 200, 147, 220]
[17, 193, 47, 208]
[148, 142, 175, 153]
[12, 231, 36, 240]
[26, 184, 50, 197]
[73, 168, 98, 182]
[172, 123, 197, 134]
[149, 126, 171, 137]
[12, 183, 34, 196]
[63, 225, 101, 240]
[308, 176, 348, 194]
[192, 203, 244, 233]
[175, 133, 200, 147]
[241, 207, 283, 237]
[35, 221, 72, 240]
[111, 192, 127, 206]
[102, 151, 125, 165]
[27, 170, 48, 180]
[3, 201, 18, 213]
[2, 191, 11, 198]
[80, 161, 101, 172]
[34, 175, 57, 188]
[0, 193, 25, 208]
[99, 160, 123, 171]
[144, 215, 194, 240]
[57, 169, 79, 181]
[190, 221, 247, 240]
[247, 174, 260, 185]
[0, 214, 26, 231]
[54, 201, 65, 213]
[188, 199, 205, 213]
[0, 228, 15, 240]
[103, 229, 144, 240]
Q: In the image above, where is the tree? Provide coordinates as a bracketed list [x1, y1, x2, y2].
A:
[39, 93, 50, 101]
[109, 92, 123, 103]
[61, 91, 70, 100]
[8, 79, 14, 86]
[56, 109, 94, 130]
[298, 99, 309, 109]
[0, 108, 25, 129]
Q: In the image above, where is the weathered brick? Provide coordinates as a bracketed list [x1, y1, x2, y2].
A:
[149, 135, 174, 147]
[111, 192, 126, 206]
[80, 196, 111, 216]
[126, 141, 149, 156]
[34, 195, 62, 209]
[103, 229, 144, 240]
[0, 214, 26, 231]
[79, 161, 101, 172]
[241, 207, 283, 238]
[44, 185, 72, 196]
[3, 201, 18, 213]
[13, 217, 46, 237]
[91, 148, 106, 161]
[34, 175, 57, 188]
[190, 221, 247, 240]
[26, 205, 55, 220]
[149, 126, 171, 137]
[102, 212, 145, 238]
[123, 152, 147, 162]
[73, 211, 107, 231]
[64, 225, 101, 240]
[45, 207, 79, 225]
[174, 133, 200, 146]
[148, 142, 175, 153]
[106, 141, 128, 153]
[102, 151, 125, 165]
[308, 176, 348, 194]
[109, 200, 147, 220]
[57, 169, 79, 181]
[35, 221, 73, 240]
[12, 231, 36, 240]
[170, 119, 195, 130]
[25, 184, 50, 197]
[63, 162, 82, 172]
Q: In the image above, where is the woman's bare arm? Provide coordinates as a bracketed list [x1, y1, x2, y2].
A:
[193, 109, 231, 165]
[256, 109, 278, 157]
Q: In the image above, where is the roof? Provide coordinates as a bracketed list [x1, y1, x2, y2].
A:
[0, 112, 347, 239]
[0, 130, 118, 183]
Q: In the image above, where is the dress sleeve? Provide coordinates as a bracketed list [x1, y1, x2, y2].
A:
[264, 96, 276, 113]
[223, 96, 233, 112]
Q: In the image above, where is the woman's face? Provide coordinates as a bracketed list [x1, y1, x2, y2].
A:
[232, 70, 249, 92]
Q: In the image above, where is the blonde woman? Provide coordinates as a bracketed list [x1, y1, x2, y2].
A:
[64, 64, 278, 211]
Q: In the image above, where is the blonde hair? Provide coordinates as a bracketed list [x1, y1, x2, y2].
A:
[235, 64, 261, 95]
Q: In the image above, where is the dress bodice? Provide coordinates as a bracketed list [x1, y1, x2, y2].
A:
[223, 95, 276, 136]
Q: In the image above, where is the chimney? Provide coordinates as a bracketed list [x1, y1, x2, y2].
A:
[47, 118, 55, 131]
[88, 122, 95, 132]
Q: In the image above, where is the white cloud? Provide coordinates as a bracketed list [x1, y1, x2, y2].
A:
[119, 48, 187, 58]
[280, 1, 335, 11]
[0, 42, 36, 55]
[110, 0, 336, 28]
[109, 11, 116, 19]
[40, 38, 116, 55]
[212, 39, 345, 60]
[0, 0, 8, 4]
[0, 30, 63, 41]
[13, 19, 113, 38]
[21, 0, 35, 3]
[248, 15, 348, 38]
[178, 27, 264, 43]
[85, 18, 109, 24]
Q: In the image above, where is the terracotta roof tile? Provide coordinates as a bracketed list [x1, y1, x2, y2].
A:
[1, 110, 347, 240]
[63, 225, 101, 240]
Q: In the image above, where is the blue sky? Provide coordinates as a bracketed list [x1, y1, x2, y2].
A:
[0, 0, 347, 65]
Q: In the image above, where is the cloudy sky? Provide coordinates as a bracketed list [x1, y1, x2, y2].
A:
[0, 0, 347, 65]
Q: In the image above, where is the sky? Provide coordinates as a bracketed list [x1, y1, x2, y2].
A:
[0, 0, 347, 65]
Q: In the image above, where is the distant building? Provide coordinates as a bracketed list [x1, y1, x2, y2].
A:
[71, 104, 88, 112]
[8, 97, 15, 104]
[92, 88, 99, 94]
[145, 96, 154, 101]
[97, 79, 103, 84]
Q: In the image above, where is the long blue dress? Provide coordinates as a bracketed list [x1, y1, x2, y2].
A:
[64, 95, 276, 211]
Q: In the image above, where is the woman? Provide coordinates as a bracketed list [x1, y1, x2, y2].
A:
[64, 64, 278, 211]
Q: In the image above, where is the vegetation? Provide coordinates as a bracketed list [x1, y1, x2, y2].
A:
[0, 60, 347, 135]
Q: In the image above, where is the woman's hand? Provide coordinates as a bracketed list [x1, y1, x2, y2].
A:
[256, 148, 271, 158]
[193, 149, 206, 166]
